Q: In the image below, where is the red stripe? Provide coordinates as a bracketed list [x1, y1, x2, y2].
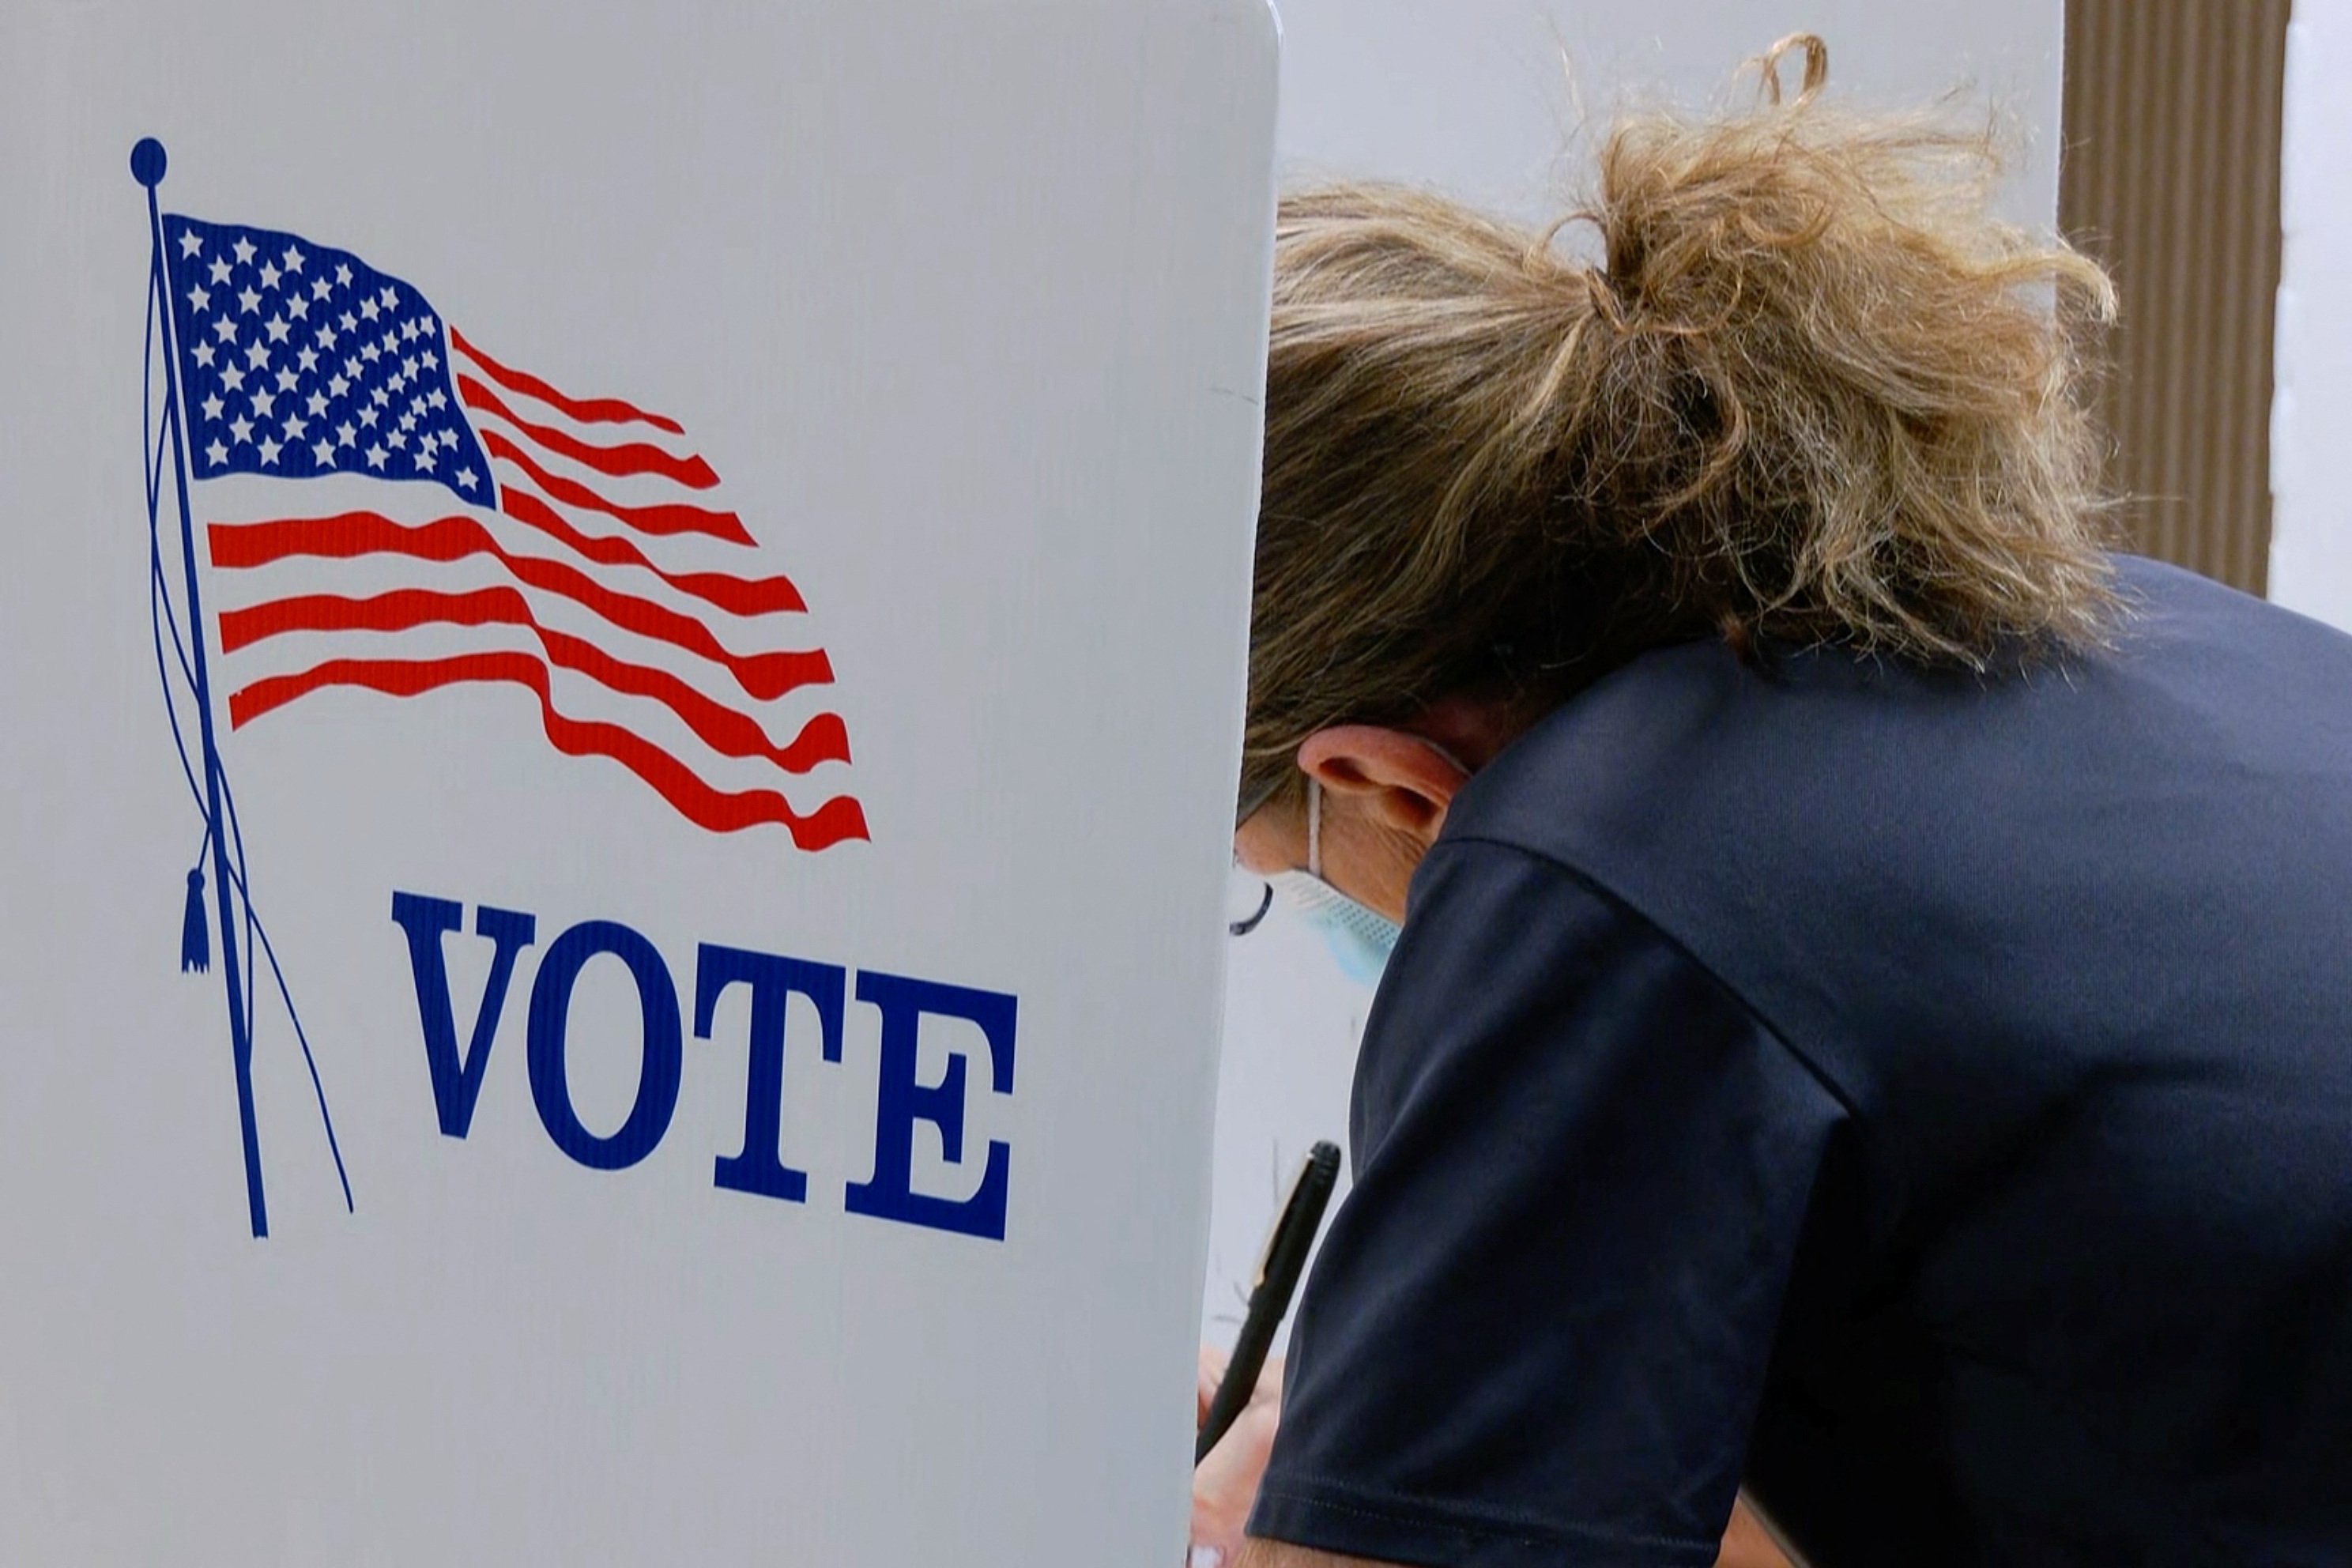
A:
[499, 487, 805, 615]
[209, 514, 831, 701]
[219, 586, 850, 775]
[226, 652, 869, 846]
[460, 374, 719, 489]
[447, 327, 684, 435]
[480, 430, 752, 546]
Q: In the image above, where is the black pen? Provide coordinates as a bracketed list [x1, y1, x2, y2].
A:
[1197, 1140, 1342, 1464]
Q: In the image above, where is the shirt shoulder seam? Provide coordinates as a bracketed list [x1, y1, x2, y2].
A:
[1430, 832, 1866, 1127]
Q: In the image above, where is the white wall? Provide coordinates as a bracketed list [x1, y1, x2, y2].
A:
[2269, 0, 2352, 628]
[1203, 0, 2067, 1348]
[1275, 2, 2064, 224]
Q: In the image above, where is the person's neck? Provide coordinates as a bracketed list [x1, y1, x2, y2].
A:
[1408, 690, 1546, 775]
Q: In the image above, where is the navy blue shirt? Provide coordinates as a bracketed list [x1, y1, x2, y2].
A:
[1251, 559, 2352, 1567]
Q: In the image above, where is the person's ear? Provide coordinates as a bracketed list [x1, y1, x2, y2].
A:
[1296, 726, 1469, 843]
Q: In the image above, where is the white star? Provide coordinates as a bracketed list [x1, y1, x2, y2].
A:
[311, 278, 332, 302]
[312, 439, 335, 466]
[378, 285, 398, 310]
[407, 395, 427, 419]
[306, 390, 328, 416]
[370, 385, 390, 406]
[282, 244, 305, 274]
[426, 388, 447, 411]
[386, 428, 407, 450]
[177, 231, 203, 258]
[229, 415, 254, 443]
[361, 341, 382, 364]
[282, 413, 307, 439]
[199, 394, 224, 420]
[359, 296, 380, 322]
[191, 341, 217, 369]
[335, 421, 356, 447]
[205, 439, 228, 466]
[386, 371, 408, 394]
[338, 310, 356, 332]
[212, 317, 238, 345]
[296, 347, 318, 374]
[232, 236, 256, 266]
[251, 390, 276, 417]
[400, 318, 420, 342]
[218, 364, 244, 392]
[457, 468, 478, 490]
[315, 326, 338, 350]
[258, 260, 281, 290]
[243, 341, 270, 371]
[258, 435, 281, 466]
[274, 367, 298, 392]
[438, 428, 458, 450]
[379, 334, 399, 357]
[398, 409, 417, 431]
[414, 443, 437, 472]
[341, 357, 360, 379]
[327, 374, 350, 398]
[186, 285, 210, 314]
[358, 405, 379, 428]
[420, 349, 439, 371]
[237, 287, 261, 315]
[287, 295, 310, 321]
[335, 262, 352, 286]
[263, 315, 289, 344]
[364, 442, 387, 469]
[207, 257, 232, 286]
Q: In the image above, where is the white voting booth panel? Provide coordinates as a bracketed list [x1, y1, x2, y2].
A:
[0, 2, 1276, 1562]
[1204, 0, 2066, 1349]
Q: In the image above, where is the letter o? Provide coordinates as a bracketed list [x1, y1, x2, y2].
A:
[526, 920, 683, 1170]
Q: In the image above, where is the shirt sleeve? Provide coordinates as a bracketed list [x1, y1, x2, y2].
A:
[1249, 838, 1849, 1568]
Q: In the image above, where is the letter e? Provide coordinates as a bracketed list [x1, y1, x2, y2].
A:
[845, 971, 1016, 1242]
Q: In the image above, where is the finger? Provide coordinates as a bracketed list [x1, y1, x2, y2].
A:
[1250, 1354, 1284, 1406]
[1197, 1344, 1231, 1423]
[1189, 1389, 1282, 1555]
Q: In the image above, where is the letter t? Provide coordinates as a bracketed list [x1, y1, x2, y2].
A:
[694, 944, 846, 1204]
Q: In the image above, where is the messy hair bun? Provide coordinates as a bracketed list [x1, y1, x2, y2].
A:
[1241, 35, 2119, 819]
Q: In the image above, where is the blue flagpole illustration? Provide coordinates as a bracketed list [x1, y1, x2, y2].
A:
[135, 137, 269, 1238]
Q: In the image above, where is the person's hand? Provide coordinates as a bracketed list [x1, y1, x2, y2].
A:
[1182, 1340, 1788, 1568]
[1189, 1344, 1283, 1568]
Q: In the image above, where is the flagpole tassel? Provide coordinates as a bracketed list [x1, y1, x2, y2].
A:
[181, 867, 210, 973]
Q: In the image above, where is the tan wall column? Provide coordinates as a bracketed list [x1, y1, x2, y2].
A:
[2060, 0, 2290, 594]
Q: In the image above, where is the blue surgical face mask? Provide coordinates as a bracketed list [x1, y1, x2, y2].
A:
[1268, 778, 1402, 988]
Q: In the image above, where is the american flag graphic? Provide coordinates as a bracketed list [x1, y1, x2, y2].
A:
[158, 213, 867, 850]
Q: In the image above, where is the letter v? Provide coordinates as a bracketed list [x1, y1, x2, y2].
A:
[391, 891, 537, 1139]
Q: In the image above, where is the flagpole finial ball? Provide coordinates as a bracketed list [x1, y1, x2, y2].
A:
[130, 138, 168, 188]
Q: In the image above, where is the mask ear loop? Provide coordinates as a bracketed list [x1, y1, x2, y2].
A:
[1306, 776, 1324, 879]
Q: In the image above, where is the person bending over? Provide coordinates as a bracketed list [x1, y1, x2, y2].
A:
[1204, 35, 2352, 1568]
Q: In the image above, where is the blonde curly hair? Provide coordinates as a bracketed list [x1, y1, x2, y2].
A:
[1240, 36, 2120, 820]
